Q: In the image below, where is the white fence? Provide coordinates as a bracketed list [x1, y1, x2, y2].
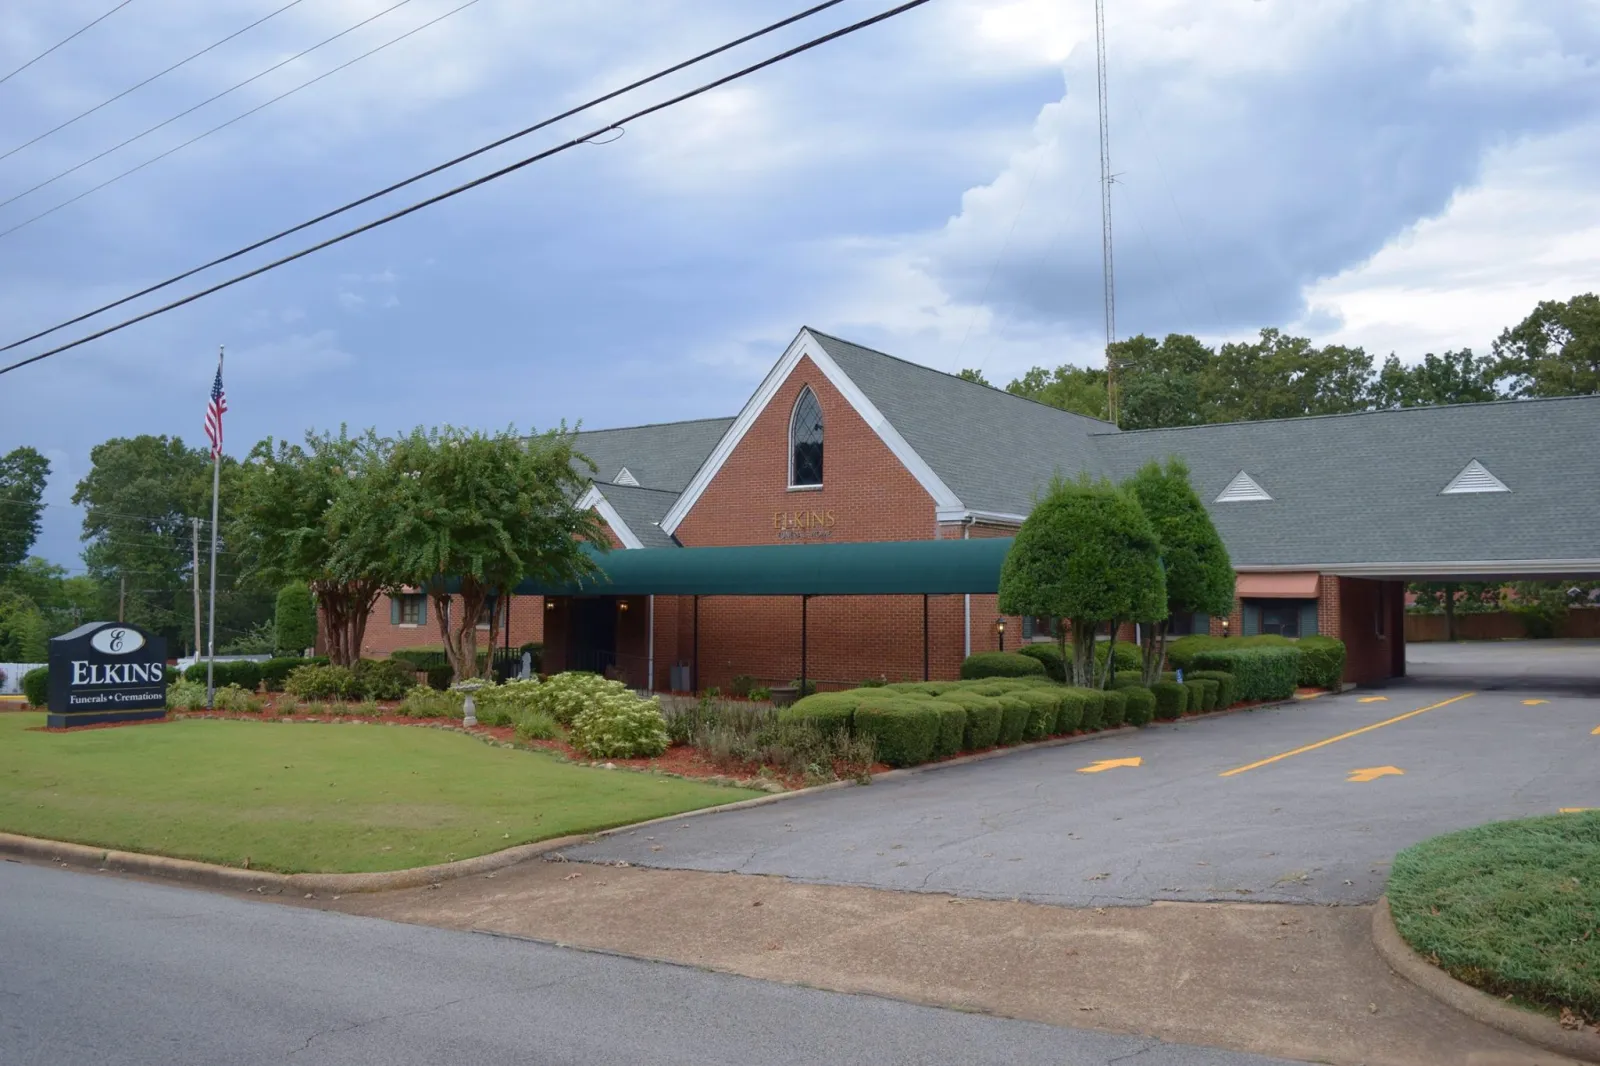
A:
[0, 663, 45, 695]
[173, 654, 271, 673]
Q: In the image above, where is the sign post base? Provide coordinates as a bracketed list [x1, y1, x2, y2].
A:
[46, 709, 167, 729]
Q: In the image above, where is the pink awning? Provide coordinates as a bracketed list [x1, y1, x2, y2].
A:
[1236, 572, 1321, 598]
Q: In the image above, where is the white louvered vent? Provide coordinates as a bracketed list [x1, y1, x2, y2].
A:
[1215, 471, 1273, 503]
[1440, 459, 1509, 495]
[613, 467, 640, 487]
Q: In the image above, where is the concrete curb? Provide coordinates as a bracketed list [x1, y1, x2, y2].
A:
[0, 694, 1317, 895]
[1371, 896, 1599, 1062]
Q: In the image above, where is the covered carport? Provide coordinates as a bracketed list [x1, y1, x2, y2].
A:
[515, 538, 1014, 692]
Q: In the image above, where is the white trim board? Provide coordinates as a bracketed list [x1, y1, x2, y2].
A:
[577, 485, 644, 550]
[661, 329, 965, 534]
[1235, 559, 1600, 578]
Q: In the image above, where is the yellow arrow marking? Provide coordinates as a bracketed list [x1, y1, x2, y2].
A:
[1078, 757, 1142, 774]
[1522, 699, 1549, 706]
[1560, 808, 1592, 814]
[1220, 693, 1474, 777]
[1358, 696, 1388, 703]
[1591, 726, 1600, 736]
[1347, 766, 1405, 783]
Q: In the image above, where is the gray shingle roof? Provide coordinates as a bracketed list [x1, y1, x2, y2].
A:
[1093, 395, 1600, 567]
[593, 484, 680, 549]
[808, 330, 1117, 515]
[573, 417, 734, 493]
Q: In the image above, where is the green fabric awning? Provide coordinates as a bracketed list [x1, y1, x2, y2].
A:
[513, 538, 1014, 597]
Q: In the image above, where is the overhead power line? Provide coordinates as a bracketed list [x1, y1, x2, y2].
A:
[0, 0, 308, 164]
[0, 0, 137, 88]
[0, 0, 419, 208]
[0, 0, 485, 240]
[0, 0, 855, 357]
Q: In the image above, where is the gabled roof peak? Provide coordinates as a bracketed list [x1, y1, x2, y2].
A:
[1215, 470, 1273, 503]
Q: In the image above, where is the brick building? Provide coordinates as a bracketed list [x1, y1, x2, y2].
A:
[357, 327, 1600, 689]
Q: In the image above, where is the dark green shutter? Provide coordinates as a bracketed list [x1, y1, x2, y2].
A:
[1242, 602, 1261, 637]
[1022, 616, 1034, 640]
[1193, 613, 1210, 635]
[390, 596, 400, 625]
[1299, 601, 1319, 637]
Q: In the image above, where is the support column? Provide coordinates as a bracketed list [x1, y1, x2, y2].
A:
[646, 594, 655, 693]
[692, 595, 699, 693]
[922, 593, 930, 681]
[800, 595, 809, 694]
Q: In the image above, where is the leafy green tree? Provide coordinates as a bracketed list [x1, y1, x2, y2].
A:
[1492, 293, 1600, 397]
[1371, 349, 1502, 409]
[1123, 458, 1235, 682]
[72, 436, 213, 646]
[0, 591, 48, 661]
[0, 446, 50, 579]
[356, 425, 604, 681]
[1112, 333, 1212, 430]
[1005, 364, 1109, 421]
[273, 582, 317, 655]
[998, 476, 1165, 688]
[3, 557, 102, 636]
[235, 430, 391, 667]
[956, 368, 992, 386]
[1204, 329, 1374, 422]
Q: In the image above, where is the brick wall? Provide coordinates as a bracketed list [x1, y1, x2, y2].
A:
[360, 592, 545, 659]
[1337, 577, 1406, 685]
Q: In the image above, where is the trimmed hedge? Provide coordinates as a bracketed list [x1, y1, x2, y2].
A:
[936, 691, 1003, 750]
[1121, 686, 1156, 726]
[1013, 688, 1060, 741]
[960, 651, 1047, 680]
[853, 698, 941, 767]
[995, 696, 1030, 745]
[1187, 669, 1235, 710]
[183, 660, 264, 691]
[1297, 635, 1346, 689]
[1054, 689, 1087, 733]
[1099, 687, 1128, 728]
[1016, 643, 1066, 682]
[931, 703, 967, 758]
[1094, 640, 1143, 678]
[351, 658, 415, 700]
[1151, 681, 1187, 720]
[1197, 678, 1220, 711]
[1182, 679, 1210, 713]
[22, 666, 48, 707]
[1108, 675, 1146, 690]
[261, 657, 306, 692]
[1191, 646, 1301, 702]
[1069, 687, 1106, 731]
[779, 691, 861, 737]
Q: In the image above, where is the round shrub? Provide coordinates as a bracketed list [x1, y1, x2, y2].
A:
[1121, 686, 1156, 727]
[22, 666, 48, 708]
[1013, 688, 1061, 741]
[260, 657, 304, 692]
[1108, 675, 1146, 690]
[425, 663, 453, 690]
[1016, 643, 1066, 682]
[1197, 678, 1220, 711]
[285, 663, 357, 701]
[1069, 687, 1106, 731]
[478, 677, 543, 717]
[529, 671, 633, 726]
[930, 703, 966, 758]
[1150, 681, 1187, 720]
[569, 691, 670, 759]
[1180, 679, 1208, 713]
[212, 683, 261, 713]
[351, 658, 415, 701]
[1296, 635, 1346, 689]
[959, 651, 1046, 680]
[1187, 669, 1235, 709]
[1099, 688, 1128, 728]
[165, 679, 207, 711]
[995, 696, 1030, 745]
[853, 698, 941, 767]
[228, 660, 263, 693]
[1054, 688, 1087, 733]
[780, 690, 863, 738]
[935, 691, 1002, 750]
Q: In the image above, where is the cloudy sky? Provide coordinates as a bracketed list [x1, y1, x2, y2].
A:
[2, 0, 1597, 566]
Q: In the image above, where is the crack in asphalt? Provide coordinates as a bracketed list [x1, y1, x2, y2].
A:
[1103, 1036, 1162, 1063]
[286, 996, 468, 1057]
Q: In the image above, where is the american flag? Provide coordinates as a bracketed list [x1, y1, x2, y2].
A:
[203, 360, 228, 458]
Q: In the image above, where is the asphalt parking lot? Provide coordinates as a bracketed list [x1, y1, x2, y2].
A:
[560, 640, 1599, 906]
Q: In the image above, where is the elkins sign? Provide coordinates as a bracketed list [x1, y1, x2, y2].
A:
[47, 621, 168, 729]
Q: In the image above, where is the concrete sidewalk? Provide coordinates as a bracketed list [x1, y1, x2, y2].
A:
[315, 858, 1577, 1066]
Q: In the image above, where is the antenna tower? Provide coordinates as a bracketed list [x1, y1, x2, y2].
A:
[1094, 0, 1117, 425]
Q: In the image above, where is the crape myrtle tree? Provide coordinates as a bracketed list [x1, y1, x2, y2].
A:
[235, 430, 391, 667]
[998, 475, 1166, 688]
[359, 425, 604, 682]
[0, 446, 50, 579]
[1122, 458, 1235, 683]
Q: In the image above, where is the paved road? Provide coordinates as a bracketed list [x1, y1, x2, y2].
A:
[1402, 637, 1600, 697]
[0, 862, 1302, 1066]
[561, 644, 1599, 906]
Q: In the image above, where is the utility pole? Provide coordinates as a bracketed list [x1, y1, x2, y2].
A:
[1094, 0, 1118, 426]
[192, 517, 203, 657]
[118, 574, 126, 622]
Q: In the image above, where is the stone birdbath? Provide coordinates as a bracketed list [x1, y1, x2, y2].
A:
[451, 678, 491, 727]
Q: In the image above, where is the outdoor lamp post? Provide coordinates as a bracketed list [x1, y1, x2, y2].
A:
[1221, 618, 1230, 639]
[995, 618, 1006, 651]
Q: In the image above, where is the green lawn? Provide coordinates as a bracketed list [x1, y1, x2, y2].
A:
[0, 713, 755, 873]
[1388, 811, 1599, 1022]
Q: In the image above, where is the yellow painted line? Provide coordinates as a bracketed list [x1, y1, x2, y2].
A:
[1591, 725, 1600, 736]
[1347, 766, 1404, 783]
[1078, 757, 1142, 774]
[1560, 808, 1593, 814]
[1358, 696, 1388, 703]
[1220, 693, 1475, 778]
[1522, 699, 1549, 706]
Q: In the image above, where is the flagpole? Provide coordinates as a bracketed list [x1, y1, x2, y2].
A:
[205, 345, 223, 710]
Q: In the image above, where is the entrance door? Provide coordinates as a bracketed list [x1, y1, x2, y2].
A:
[567, 597, 617, 676]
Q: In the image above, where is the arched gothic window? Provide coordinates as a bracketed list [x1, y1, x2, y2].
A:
[789, 387, 823, 487]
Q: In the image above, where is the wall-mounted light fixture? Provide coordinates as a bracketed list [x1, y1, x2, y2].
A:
[1221, 617, 1230, 639]
[995, 617, 1006, 652]
[545, 599, 556, 611]
[618, 600, 630, 613]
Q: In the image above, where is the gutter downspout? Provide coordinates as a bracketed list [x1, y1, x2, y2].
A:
[963, 516, 975, 658]
[646, 594, 655, 693]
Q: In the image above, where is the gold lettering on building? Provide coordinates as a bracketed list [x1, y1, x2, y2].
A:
[774, 509, 837, 540]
